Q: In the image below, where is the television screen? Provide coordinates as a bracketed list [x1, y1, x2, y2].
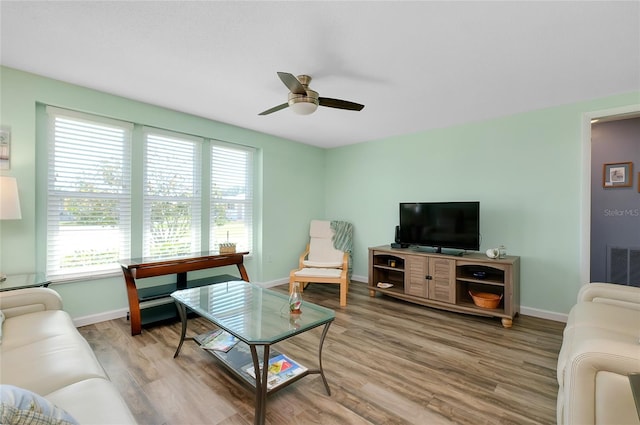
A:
[399, 202, 480, 251]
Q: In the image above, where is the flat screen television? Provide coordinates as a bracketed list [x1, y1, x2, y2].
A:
[399, 202, 480, 252]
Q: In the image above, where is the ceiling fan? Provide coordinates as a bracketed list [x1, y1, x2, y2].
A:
[259, 72, 365, 116]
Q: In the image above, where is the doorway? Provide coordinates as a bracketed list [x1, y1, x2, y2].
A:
[582, 108, 640, 286]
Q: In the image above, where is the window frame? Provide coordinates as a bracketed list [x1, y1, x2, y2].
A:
[40, 106, 256, 282]
[44, 106, 133, 281]
[142, 127, 203, 258]
[210, 139, 255, 255]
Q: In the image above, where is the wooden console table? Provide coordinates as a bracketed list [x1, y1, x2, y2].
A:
[120, 251, 249, 335]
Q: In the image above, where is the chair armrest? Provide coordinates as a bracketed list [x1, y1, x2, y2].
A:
[341, 252, 349, 271]
[578, 282, 640, 310]
[0, 287, 63, 318]
[298, 244, 310, 269]
[562, 337, 640, 425]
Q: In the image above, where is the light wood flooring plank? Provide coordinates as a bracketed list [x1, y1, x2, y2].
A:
[79, 281, 564, 424]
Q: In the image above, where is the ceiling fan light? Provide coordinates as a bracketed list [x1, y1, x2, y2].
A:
[289, 101, 318, 115]
[288, 89, 319, 115]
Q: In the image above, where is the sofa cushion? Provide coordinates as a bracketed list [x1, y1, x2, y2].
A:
[0, 332, 107, 395]
[294, 267, 343, 278]
[307, 238, 344, 265]
[564, 301, 640, 337]
[302, 259, 343, 268]
[1, 310, 78, 351]
[45, 378, 137, 425]
[309, 220, 333, 238]
[306, 220, 344, 266]
[0, 384, 78, 425]
[595, 371, 639, 425]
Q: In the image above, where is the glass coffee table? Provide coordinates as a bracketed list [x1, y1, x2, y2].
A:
[171, 281, 335, 425]
[0, 273, 50, 291]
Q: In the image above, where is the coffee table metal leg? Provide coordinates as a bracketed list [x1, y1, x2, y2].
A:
[250, 344, 270, 425]
[173, 302, 188, 358]
[318, 321, 332, 395]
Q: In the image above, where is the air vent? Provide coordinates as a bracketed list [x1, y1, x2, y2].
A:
[607, 246, 640, 286]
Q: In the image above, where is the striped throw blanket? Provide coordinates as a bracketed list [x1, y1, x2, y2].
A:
[330, 220, 354, 279]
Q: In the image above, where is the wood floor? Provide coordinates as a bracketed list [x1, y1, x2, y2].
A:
[79, 281, 565, 425]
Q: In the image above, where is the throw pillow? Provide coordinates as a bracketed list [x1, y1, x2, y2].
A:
[0, 385, 79, 425]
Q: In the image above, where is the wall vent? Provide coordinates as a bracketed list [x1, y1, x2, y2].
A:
[607, 246, 640, 286]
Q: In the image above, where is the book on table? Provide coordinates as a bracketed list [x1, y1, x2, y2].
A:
[195, 329, 239, 352]
[244, 353, 308, 390]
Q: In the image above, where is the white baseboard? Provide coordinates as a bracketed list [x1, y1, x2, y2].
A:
[258, 278, 289, 288]
[73, 307, 129, 327]
[261, 276, 370, 287]
[72, 279, 289, 327]
[72, 276, 568, 327]
[352, 274, 367, 283]
[520, 306, 568, 323]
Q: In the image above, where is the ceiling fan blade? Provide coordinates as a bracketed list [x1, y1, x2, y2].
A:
[258, 102, 289, 116]
[277, 72, 306, 95]
[319, 97, 364, 111]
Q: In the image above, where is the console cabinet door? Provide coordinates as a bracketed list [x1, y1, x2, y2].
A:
[405, 256, 428, 298]
[428, 258, 456, 303]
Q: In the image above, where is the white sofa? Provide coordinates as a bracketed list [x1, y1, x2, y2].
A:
[0, 287, 137, 424]
[557, 282, 640, 425]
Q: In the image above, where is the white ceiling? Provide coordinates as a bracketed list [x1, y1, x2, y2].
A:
[1, 1, 639, 148]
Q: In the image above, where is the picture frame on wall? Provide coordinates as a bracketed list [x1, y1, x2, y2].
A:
[602, 162, 633, 188]
[0, 127, 10, 170]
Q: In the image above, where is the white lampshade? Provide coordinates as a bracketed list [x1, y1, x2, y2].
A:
[288, 88, 319, 115]
[0, 176, 22, 220]
[289, 101, 318, 115]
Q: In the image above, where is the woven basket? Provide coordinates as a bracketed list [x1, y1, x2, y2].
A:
[219, 243, 236, 254]
[469, 290, 502, 309]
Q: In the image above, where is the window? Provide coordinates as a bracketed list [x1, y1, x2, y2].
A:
[46, 107, 132, 280]
[44, 107, 255, 281]
[210, 143, 254, 253]
[143, 129, 202, 258]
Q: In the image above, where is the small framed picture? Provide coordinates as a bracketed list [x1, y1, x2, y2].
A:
[602, 162, 633, 188]
[0, 127, 10, 170]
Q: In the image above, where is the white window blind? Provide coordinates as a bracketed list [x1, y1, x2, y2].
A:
[143, 129, 202, 257]
[46, 107, 132, 280]
[44, 107, 255, 280]
[210, 142, 254, 254]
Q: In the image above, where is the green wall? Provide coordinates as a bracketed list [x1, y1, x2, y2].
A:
[1, 65, 639, 319]
[0, 66, 325, 318]
[325, 92, 639, 315]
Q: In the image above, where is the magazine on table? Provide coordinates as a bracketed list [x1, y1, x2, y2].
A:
[196, 329, 239, 352]
[195, 329, 222, 345]
[244, 353, 307, 390]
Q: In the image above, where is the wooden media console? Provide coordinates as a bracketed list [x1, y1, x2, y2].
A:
[369, 245, 519, 327]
